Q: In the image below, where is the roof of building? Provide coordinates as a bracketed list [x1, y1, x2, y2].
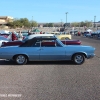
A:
[0, 16, 13, 19]
[0, 22, 7, 24]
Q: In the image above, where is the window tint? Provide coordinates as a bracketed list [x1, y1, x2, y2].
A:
[41, 40, 61, 47]
[32, 40, 40, 47]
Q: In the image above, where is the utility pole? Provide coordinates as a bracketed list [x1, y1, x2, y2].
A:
[65, 12, 68, 25]
[65, 12, 68, 32]
[32, 16, 33, 28]
[61, 19, 62, 27]
[94, 16, 96, 28]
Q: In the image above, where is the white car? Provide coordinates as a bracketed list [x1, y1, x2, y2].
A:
[0, 36, 9, 46]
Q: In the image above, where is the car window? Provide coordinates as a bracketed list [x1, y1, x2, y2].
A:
[41, 40, 61, 47]
[19, 39, 37, 47]
[31, 39, 61, 47]
[22, 37, 28, 42]
[33, 41, 40, 47]
[32, 40, 41, 47]
[41, 40, 55, 47]
[20, 37, 62, 47]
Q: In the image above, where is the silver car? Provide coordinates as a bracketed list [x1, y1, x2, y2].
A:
[0, 34, 95, 65]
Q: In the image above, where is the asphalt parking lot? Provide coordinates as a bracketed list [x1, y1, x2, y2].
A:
[0, 35, 100, 100]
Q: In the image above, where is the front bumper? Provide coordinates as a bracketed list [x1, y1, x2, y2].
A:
[87, 54, 95, 59]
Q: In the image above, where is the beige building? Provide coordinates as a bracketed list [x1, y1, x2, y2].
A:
[0, 16, 13, 28]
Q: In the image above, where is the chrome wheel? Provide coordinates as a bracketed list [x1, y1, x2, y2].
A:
[73, 54, 85, 65]
[15, 55, 27, 65]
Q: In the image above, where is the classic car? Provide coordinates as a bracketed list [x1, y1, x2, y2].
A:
[0, 34, 95, 65]
[1, 35, 81, 47]
[49, 32, 72, 39]
[61, 39, 81, 45]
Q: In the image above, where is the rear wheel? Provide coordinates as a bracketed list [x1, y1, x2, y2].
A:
[15, 55, 27, 65]
[73, 54, 85, 65]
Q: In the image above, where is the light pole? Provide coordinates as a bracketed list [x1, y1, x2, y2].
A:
[61, 19, 62, 27]
[32, 16, 33, 28]
[94, 16, 96, 28]
[91, 20, 93, 28]
[65, 12, 68, 24]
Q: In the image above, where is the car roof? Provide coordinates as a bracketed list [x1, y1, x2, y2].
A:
[20, 37, 57, 47]
[32, 37, 57, 40]
[27, 34, 54, 39]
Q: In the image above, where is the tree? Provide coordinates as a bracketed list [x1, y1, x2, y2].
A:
[70, 21, 92, 27]
[48, 23, 53, 27]
[71, 22, 79, 27]
[31, 21, 38, 27]
[20, 18, 31, 28]
[8, 18, 38, 28]
[43, 23, 49, 27]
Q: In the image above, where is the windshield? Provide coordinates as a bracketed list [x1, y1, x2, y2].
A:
[22, 36, 28, 42]
[54, 35, 64, 46]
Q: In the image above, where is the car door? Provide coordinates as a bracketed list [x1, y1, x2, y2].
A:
[39, 40, 66, 61]
[27, 40, 41, 61]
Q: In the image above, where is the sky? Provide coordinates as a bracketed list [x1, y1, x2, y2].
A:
[0, 0, 100, 23]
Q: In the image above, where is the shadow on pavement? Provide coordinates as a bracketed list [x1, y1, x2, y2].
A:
[0, 60, 75, 65]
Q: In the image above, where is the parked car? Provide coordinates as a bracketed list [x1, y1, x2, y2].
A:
[0, 34, 95, 65]
[83, 32, 89, 37]
[49, 32, 72, 39]
[0, 36, 9, 47]
[85, 33, 92, 37]
[70, 30, 78, 35]
[61, 39, 81, 45]
[1, 39, 81, 47]
[1, 35, 81, 47]
[91, 30, 100, 38]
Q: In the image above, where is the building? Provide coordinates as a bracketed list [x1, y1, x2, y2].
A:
[0, 16, 13, 28]
[93, 21, 100, 27]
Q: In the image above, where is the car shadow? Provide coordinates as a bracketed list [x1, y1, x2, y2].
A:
[0, 60, 75, 65]
[28, 61, 75, 65]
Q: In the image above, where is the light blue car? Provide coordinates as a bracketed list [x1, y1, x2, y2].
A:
[0, 34, 95, 65]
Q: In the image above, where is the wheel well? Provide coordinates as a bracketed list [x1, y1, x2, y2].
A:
[61, 37, 70, 40]
[13, 54, 29, 61]
[71, 53, 87, 60]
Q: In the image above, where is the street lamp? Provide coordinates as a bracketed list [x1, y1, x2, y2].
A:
[94, 16, 96, 28]
[65, 12, 68, 24]
[32, 16, 33, 27]
[61, 19, 62, 27]
[91, 20, 93, 28]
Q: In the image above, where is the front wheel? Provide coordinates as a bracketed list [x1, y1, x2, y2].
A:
[73, 54, 85, 65]
[15, 55, 28, 65]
